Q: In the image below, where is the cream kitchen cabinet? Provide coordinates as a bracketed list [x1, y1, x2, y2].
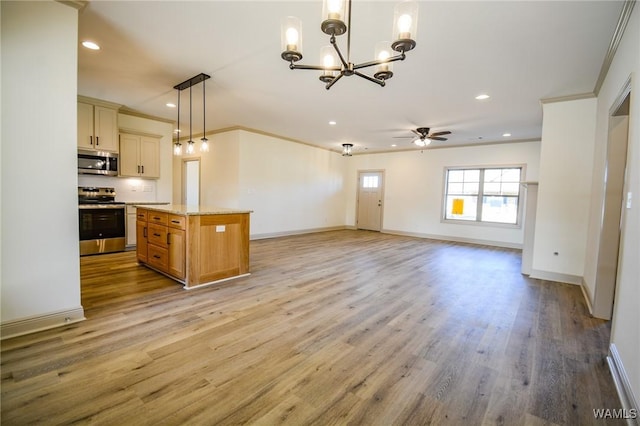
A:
[77, 101, 119, 152]
[119, 132, 160, 178]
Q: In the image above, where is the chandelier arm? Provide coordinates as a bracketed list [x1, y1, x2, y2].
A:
[352, 53, 406, 70]
[325, 72, 344, 90]
[331, 36, 349, 68]
[353, 71, 385, 87]
[291, 64, 340, 71]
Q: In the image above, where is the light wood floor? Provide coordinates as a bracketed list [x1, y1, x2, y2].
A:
[1, 230, 623, 425]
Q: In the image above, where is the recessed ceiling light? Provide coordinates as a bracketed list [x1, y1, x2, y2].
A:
[475, 94, 490, 100]
[329, 121, 337, 125]
[502, 133, 511, 137]
[391, 144, 397, 147]
[166, 103, 176, 108]
[82, 41, 100, 50]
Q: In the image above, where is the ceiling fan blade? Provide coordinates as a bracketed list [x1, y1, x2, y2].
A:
[427, 136, 448, 141]
[410, 129, 422, 137]
[393, 136, 414, 139]
[428, 131, 451, 137]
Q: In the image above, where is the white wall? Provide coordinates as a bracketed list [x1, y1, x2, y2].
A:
[589, 5, 639, 410]
[531, 98, 597, 283]
[1, 2, 83, 327]
[345, 141, 541, 248]
[238, 131, 347, 237]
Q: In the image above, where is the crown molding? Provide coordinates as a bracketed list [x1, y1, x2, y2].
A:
[593, 0, 636, 95]
[540, 93, 595, 105]
[118, 107, 175, 124]
[56, 0, 87, 11]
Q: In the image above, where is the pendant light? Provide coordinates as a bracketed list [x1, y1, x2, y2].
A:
[200, 79, 209, 152]
[172, 73, 211, 156]
[186, 85, 195, 154]
[342, 143, 353, 156]
[173, 89, 182, 156]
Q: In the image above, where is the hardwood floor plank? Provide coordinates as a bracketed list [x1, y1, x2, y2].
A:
[1, 230, 624, 425]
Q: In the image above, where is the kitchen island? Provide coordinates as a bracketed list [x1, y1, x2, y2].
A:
[136, 205, 251, 289]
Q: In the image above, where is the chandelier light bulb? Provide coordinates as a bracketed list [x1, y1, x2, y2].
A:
[327, 0, 342, 17]
[323, 54, 335, 68]
[200, 137, 209, 152]
[397, 14, 412, 38]
[173, 143, 182, 156]
[186, 141, 195, 154]
[285, 27, 299, 50]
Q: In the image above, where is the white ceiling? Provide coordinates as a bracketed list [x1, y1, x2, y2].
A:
[77, 1, 624, 154]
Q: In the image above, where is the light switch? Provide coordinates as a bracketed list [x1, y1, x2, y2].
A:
[626, 192, 632, 209]
[216, 225, 226, 232]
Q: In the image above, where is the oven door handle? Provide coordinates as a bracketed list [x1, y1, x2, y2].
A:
[79, 205, 125, 210]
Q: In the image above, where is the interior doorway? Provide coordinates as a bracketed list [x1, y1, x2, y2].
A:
[183, 158, 201, 206]
[356, 170, 384, 231]
[592, 84, 631, 320]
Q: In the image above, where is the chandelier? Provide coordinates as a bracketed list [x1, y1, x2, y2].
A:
[173, 73, 210, 156]
[280, 0, 418, 90]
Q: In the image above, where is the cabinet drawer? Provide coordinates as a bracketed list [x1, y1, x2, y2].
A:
[136, 209, 148, 222]
[148, 212, 168, 226]
[168, 214, 186, 230]
[148, 223, 168, 247]
[147, 244, 168, 271]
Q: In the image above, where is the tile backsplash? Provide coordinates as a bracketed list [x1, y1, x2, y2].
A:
[77, 175, 159, 202]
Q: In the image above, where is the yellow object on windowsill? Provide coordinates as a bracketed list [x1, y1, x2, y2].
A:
[452, 198, 464, 215]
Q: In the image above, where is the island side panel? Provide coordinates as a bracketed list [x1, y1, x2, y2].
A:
[187, 213, 250, 287]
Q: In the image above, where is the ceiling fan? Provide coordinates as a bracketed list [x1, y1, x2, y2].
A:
[398, 127, 451, 147]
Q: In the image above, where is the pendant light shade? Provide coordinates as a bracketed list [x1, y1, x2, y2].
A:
[342, 143, 353, 156]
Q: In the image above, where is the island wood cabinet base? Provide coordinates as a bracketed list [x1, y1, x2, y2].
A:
[136, 207, 250, 289]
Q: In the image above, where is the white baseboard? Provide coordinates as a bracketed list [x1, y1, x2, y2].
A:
[580, 277, 595, 315]
[528, 269, 582, 285]
[381, 228, 523, 250]
[1, 306, 85, 340]
[250, 226, 348, 240]
[607, 343, 640, 425]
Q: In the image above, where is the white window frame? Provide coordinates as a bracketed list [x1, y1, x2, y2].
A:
[441, 165, 525, 228]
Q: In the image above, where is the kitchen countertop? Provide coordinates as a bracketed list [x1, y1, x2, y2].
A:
[136, 204, 252, 216]
[124, 201, 170, 205]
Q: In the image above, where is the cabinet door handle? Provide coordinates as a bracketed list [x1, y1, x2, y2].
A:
[153, 233, 161, 237]
[90, 136, 93, 145]
[153, 254, 161, 259]
[141, 165, 144, 174]
[143, 227, 147, 238]
[96, 136, 99, 146]
[171, 220, 180, 224]
[166, 233, 171, 245]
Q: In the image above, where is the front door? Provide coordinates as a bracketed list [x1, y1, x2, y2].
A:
[357, 171, 384, 231]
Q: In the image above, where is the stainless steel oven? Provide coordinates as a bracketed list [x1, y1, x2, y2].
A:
[78, 187, 126, 256]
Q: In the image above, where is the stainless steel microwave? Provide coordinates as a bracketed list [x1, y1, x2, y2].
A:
[78, 150, 118, 176]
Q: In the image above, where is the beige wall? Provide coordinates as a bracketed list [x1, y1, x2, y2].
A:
[589, 5, 639, 410]
[1, 2, 83, 330]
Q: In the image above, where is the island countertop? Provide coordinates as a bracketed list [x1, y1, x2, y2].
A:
[135, 204, 252, 216]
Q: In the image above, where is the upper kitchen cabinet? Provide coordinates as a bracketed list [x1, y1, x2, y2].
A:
[119, 132, 161, 178]
[77, 96, 121, 152]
